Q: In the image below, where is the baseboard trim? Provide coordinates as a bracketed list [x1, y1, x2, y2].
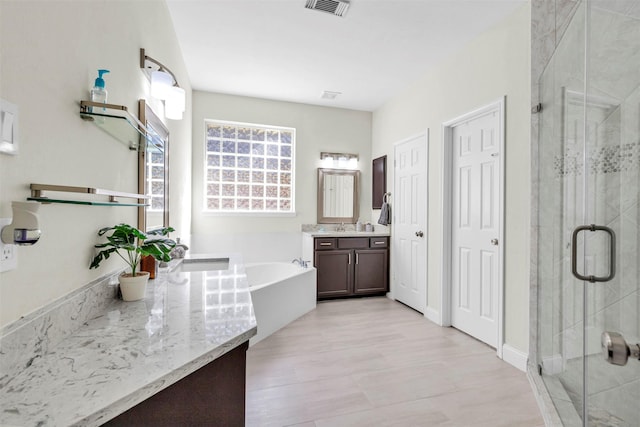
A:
[424, 306, 441, 325]
[502, 344, 528, 372]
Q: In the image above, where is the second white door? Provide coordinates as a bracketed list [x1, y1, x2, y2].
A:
[450, 107, 501, 348]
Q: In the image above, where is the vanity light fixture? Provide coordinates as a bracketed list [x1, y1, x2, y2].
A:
[320, 152, 359, 169]
[140, 48, 186, 120]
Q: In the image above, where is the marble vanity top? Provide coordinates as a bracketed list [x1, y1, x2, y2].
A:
[0, 254, 257, 426]
[303, 230, 390, 238]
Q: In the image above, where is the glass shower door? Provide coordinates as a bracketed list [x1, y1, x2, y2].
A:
[537, 1, 640, 425]
[537, 3, 588, 424]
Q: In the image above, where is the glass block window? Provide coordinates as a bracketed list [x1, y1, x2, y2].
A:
[146, 146, 165, 212]
[205, 120, 295, 213]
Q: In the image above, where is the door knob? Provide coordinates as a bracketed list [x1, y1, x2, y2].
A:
[491, 238, 499, 246]
[415, 231, 424, 237]
[602, 331, 640, 366]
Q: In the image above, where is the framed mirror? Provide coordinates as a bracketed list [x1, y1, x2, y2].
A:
[138, 99, 169, 232]
[317, 168, 360, 224]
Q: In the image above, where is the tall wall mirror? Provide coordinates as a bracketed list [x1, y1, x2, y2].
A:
[138, 99, 169, 232]
[372, 155, 387, 209]
[317, 168, 360, 224]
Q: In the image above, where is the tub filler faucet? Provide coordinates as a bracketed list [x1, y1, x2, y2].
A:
[292, 258, 309, 268]
[170, 237, 189, 259]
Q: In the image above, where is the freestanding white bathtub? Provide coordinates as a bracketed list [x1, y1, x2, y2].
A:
[245, 262, 317, 346]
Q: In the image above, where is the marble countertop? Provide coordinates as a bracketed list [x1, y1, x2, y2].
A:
[303, 230, 390, 237]
[0, 254, 257, 427]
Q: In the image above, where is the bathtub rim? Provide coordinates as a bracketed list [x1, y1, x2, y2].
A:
[245, 261, 316, 292]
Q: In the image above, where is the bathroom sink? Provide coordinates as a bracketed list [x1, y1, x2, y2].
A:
[175, 257, 230, 272]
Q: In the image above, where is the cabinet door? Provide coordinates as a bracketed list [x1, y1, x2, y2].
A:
[104, 342, 248, 426]
[354, 249, 388, 294]
[315, 249, 352, 298]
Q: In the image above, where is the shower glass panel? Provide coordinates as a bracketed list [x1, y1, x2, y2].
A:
[537, 1, 640, 425]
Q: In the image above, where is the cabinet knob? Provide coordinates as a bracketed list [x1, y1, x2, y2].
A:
[415, 231, 424, 238]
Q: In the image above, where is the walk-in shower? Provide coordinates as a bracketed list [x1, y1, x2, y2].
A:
[535, 0, 640, 425]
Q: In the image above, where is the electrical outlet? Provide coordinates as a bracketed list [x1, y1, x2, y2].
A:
[0, 218, 17, 272]
[2, 243, 14, 260]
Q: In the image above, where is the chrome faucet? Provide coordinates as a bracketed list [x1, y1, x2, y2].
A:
[170, 237, 189, 259]
[292, 257, 309, 268]
[336, 222, 346, 232]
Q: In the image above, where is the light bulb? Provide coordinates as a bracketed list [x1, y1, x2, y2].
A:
[165, 86, 186, 120]
[150, 70, 173, 100]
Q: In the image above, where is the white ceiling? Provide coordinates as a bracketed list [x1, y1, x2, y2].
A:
[166, 0, 527, 112]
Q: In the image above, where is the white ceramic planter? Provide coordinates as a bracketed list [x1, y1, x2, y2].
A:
[119, 272, 150, 301]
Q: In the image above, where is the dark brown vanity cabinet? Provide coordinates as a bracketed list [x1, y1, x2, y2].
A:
[104, 341, 248, 426]
[314, 237, 389, 299]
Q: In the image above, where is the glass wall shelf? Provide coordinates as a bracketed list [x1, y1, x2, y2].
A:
[26, 198, 148, 207]
[28, 184, 150, 207]
[80, 101, 149, 150]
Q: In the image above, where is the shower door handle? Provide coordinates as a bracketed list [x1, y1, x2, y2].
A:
[602, 332, 640, 366]
[571, 224, 616, 283]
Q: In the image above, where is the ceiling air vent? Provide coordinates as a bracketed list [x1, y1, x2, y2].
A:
[305, 0, 350, 17]
[321, 91, 341, 100]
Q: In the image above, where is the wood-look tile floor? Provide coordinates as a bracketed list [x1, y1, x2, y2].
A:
[246, 297, 544, 427]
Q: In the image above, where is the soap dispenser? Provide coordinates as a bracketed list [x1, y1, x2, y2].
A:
[90, 69, 110, 113]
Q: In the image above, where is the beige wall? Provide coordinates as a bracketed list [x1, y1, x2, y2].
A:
[0, 0, 532, 353]
[0, 0, 192, 328]
[191, 91, 372, 234]
[371, 4, 531, 352]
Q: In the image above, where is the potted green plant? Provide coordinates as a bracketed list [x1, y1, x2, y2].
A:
[90, 223, 176, 301]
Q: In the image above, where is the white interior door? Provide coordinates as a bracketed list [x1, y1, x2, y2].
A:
[392, 132, 428, 313]
[450, 107, 502, 348]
